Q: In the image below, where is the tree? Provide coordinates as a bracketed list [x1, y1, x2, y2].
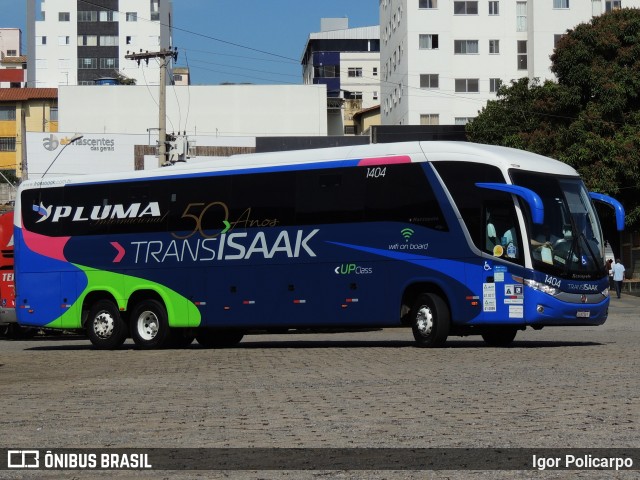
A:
[115, 72, 137, 85]
[467, 8, 640, 227]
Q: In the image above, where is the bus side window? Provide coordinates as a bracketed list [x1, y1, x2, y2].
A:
[434, 161, 523, 264]
[485, 203, 521, 261]
[365, 164, 448, 230]
[295, 168, 365, 225]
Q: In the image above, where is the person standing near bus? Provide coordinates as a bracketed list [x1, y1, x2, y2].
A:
[611, 259, 626, 298]
[605, 258, 614, 290]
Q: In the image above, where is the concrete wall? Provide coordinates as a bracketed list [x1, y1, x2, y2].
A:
[58, 84, 328, 137]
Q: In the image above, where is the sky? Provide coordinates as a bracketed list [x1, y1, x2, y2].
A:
[0, 0, 380, 85]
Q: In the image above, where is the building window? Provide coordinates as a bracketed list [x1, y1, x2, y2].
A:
[517, 40, 528, 69]
[58, 36, 70, 46]
[345, 91, 363, 100]
[455, 78, 480, 92]
[314, 65, 339, 78]
[78, 35, 98, 46]
[454, 40, 479, 54]
[489, 39, 500, 54]
[517, 2, 527, 31]
[151, 0, 160, 21]
[50, 107, 59, 122]
[78, 11, 98, 22]
[58, 12, 70, 21]
[100, 58, 119, 69]
[373, 67, 378, 76]
[489, 78, 502, 92]
[454, 1, 479, 14]
[420, 74, 439, 88]
[420, 114, 440, 125]
[126, 12, 138, 21]
[553, 0, 569, 8]
[419, 34, 439, 49]
[606, 0, 622, 10]
[79, 58, 97, 69]
[489, 1, 500, 14]
[0, 138, 16, 152]
[37, 36, 47, 46]
[348, 67, 363, 78]
[6, 49, 17, 56]
[344, 125, 356, 135]
[419, 0, 438, 8]
[554, 34, 564, 47]
[0, 106, 17, 121]
[455, 117, 474, 125]
[126, 36, 135, 45]
[100, 36, 119, 46]
[373, 91, 378, 100]
[99, 10, 116, 22]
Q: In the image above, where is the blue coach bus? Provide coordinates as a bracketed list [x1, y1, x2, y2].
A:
[14, 142, 625, 349]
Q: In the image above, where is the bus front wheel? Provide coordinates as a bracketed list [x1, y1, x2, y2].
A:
[410, 293, 450, 348]
[130, 299, 170, 349]
[86, 299, 127, 349]
[481, 328, 517, 347]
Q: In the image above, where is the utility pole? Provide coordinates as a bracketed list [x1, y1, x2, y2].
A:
[125, 48, 178, 167]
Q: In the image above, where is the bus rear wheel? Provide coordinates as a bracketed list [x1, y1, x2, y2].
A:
[410, 293, 450, 347]
[130, 299, 170, 349]
[196, 330, 244, 348]
[86, 299, 127, 349]
[481, 328, 517, 347]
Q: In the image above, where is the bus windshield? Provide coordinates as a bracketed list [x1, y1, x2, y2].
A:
[510, 171, 605, 280]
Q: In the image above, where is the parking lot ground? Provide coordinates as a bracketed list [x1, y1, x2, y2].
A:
[1, 294, 638, 479]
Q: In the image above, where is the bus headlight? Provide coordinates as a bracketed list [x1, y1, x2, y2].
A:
[524, 279, 560, 296]
[602, 288, 610, 298]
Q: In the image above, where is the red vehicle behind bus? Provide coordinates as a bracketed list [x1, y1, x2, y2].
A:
[0, 210, 17, 336]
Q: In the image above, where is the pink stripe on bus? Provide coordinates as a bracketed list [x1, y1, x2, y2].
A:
[22, 229, 70, 262]
[357, 155, 412, 166]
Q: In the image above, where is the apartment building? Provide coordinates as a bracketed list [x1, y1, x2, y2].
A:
[302, 18, 381, 135]
[380, 0, 640, 126]
[0, 28, 27, 88]
[26, 0, 173, 87]
[0, 88, 58, 178]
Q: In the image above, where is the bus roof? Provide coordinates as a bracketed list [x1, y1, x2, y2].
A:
[19, 141, 578, 191]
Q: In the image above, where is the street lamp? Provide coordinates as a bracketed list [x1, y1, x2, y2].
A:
[40, 134, 84, 179]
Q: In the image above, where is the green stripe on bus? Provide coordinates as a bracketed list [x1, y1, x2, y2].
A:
[44, 267, 202, 329]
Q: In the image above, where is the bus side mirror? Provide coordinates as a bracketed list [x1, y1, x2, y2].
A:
[476, 183, 544, 225]
[589, 192, 625, 231]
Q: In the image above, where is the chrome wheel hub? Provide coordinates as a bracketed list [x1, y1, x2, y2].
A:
[93, 312, 114, 339]
[415, 306, 434, 336]
[137, 311, 159, 341]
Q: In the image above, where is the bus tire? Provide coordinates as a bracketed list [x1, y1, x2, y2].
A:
[196, 330, 244, 348]
[482, 328, 517, 347]
[130, 299, 170, 349]
[86, 299, 127, 349]
[410, 293, 450, 347]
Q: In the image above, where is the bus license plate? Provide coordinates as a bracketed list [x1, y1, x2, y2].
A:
[576, 310, 590, 318]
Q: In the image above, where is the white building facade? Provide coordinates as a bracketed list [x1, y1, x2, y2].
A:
[27, 0, 173, 87]
[380, 0, 639, 126]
